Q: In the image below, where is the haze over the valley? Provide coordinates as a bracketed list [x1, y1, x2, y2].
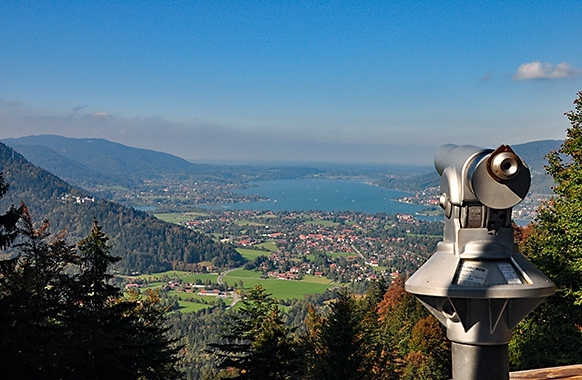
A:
[1, 1, 581, 164]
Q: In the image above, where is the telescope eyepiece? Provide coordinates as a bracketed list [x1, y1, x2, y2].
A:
[489, 151, 520, 180]
[487, 145, 521, 181]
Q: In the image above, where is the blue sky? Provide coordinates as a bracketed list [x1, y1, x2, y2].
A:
[1, 1, 581, 164]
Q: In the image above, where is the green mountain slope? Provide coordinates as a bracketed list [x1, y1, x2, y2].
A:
[1, 143, 123, 187]
[3, 135, 213, 183]
[512, 139, 563, 173]
[0, 142, 244, 274]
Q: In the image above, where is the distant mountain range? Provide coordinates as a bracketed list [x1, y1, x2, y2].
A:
[511, 140, 563, 173]
[2, 135, 227, 187]
[2, 135, 563, 197]
[2, 135, 324, 190]
[0, 141, 245, 274]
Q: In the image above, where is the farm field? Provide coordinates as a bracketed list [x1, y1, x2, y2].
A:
[132, 270, 219, 284]
[223, 268, 338, 300]
[237, 248, 269, 260]
[167, 290, 233, 313]
[125, 267, 337, 312]
[153, 212, 206, 224]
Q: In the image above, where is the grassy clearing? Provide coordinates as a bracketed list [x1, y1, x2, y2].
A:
[154, 212, 206, 224]
[168, 290, 231, 303]
[237, 248, 270, 260]
[224, 269, 337, 300]
[255, 241, 278, 252]
[235, 220, 266, 226]
[128, 267, 338, 313]
[304, 219, 339, 227]
[130, 270, 218, 284]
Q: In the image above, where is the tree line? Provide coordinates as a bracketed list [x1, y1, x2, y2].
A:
[0, 176, 182, 379]
[204, 280, 450, 379]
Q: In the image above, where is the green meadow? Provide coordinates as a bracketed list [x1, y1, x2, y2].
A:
[304, 219, 339, 227]
[167, 290, 233, 312]
[126, 267, 337, 312]
[236, 242, 278, 260]
[223, 269, 337, 300]
[237, 248, 269, 260]
[154, 212, 206, 224]
[255, 241, 278, 251]
[132, 270, 218, 284]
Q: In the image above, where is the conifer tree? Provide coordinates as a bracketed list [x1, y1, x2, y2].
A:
[0, 172, 22, 249]
[208, 285, 301, 379]
[0, 206, 78, 379]
[77, 218, 122, 309]
[302, 289, 368, 380]
[0, 211, 182, 379]
[510, 91, 582, 369]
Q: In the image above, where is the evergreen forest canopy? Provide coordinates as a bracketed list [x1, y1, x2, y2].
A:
[0, 176, 182, 379]
[0, 142, 245, 274]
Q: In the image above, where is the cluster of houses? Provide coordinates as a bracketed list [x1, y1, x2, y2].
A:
[267, 271, 301, 280]
[178, 209, 432, 283]
[197, 288, 228, 298]
[59, 194, 95, 204]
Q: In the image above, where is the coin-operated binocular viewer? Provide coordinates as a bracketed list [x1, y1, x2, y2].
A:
[405, 144, 555, 380]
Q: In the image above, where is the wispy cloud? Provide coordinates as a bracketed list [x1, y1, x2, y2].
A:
[513, 61, 582, 81]
[479, 71, 492, 82]
[1, 100, 25, 107]
[84, 112, 113, 119]
[72, 105, 88, 113]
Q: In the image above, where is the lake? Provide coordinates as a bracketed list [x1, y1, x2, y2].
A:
[209, 178, 434, 216]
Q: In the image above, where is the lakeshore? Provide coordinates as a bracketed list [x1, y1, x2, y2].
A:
[207, 178, 432, 215]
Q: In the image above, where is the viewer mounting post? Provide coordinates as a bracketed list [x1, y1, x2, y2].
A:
[405, 144, 555, 380]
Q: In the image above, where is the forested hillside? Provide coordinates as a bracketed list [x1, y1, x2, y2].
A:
[191, 280, 450, 379]
[3, 135, 212, 183]
[0, 142, 244, 274]
[510, 93, 582, 370]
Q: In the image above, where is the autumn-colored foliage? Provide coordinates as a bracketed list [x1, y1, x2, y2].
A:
[509, 91, 582, 370]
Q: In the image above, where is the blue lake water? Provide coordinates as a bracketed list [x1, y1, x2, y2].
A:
[210, 178, 435, 216]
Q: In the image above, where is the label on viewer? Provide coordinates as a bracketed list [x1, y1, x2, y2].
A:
[498, 263, 522, 285]
[457, 262, 489, 285]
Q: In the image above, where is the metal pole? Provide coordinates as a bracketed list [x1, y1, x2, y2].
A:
[452, 343, 509, 380]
